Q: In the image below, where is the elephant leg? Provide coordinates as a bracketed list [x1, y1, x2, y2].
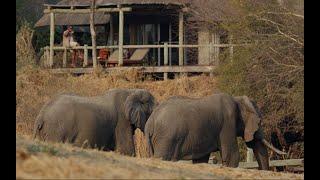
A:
[154, 137, 176, 161]
[192, 154, 210, 164]
[172, 139, 184, 161]
[219, 130, 240, 167]
[114, 121, 135, 156]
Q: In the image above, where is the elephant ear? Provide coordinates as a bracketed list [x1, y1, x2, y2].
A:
[124, 90, 155, 132]
[235, 96, 262, 142]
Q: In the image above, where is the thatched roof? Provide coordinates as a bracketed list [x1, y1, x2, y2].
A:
[35, 13, 110, 27]
[35, 0, 189, 27]
[51, 0, 188, 6]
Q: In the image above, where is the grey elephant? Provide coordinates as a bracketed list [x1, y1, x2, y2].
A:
[145, 93, 286, 170]
[33, 88, 155, 156]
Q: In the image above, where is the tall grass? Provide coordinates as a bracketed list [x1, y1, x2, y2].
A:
[16, 22, 37, 71]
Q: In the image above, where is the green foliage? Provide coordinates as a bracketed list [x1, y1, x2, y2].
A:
[16, 0, 59, 28]
[27, 144, 59, 156]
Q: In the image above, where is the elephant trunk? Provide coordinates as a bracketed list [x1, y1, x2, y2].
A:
[261, 139, 287, 155]
[253, 140, 270, 170]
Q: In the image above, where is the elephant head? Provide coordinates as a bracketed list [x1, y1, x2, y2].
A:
[124, 89, 156, 132]
[235, 96, 286, 170]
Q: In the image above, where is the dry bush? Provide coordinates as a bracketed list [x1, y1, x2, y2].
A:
[16, 22, 37, 70]
[16, 68, 218, 157]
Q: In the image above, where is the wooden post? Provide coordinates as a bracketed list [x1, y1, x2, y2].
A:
[209, 42, 212, 63]
[90, 0, 97, 68]
[212, 32, 220, 65]
[179, 11, 184, 66]
[229, 35, 234, 62]
[118, 6, 124, 66]
[49, 12, 55, 68]
[177, 11, 184, 78]
[184, 27, 187, 65]
[45, 46, 50, 68]
[63, 47, 67, 67]
[83, 44, 88, 67]
[164, 42, 168, 80]
[247, 148, 254, 162]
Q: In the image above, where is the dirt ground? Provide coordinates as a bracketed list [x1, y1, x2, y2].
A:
[16, 135, 303, 179]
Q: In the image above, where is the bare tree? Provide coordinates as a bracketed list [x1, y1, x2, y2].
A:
[90, 0, 97, 68]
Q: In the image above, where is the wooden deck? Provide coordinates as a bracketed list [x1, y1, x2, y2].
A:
[49, 65, 217, 74]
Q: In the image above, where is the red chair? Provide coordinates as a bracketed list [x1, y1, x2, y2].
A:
[97, 49, 110, 65]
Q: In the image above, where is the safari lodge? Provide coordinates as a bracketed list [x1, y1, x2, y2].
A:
[35, 0, 236, 78]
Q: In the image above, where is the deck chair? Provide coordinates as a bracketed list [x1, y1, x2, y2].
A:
[124, 48, 149, 65]
[106, 50, 119, 66]
[106, 48, 150, 67]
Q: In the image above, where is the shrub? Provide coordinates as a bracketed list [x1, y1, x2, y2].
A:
[16, 22, 37, 71]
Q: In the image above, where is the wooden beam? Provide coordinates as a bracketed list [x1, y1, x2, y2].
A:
[212, 32, 220, 65]
[44, 7, 132, 14]
[63, 47, 67, 67]
[90, 0, 97, 68]
[164, 43, 168, 80]
[246, 148, 254, 162]
[44, 4, 90, 8]
[43, 46, 50, 68]
[50, 44, 245, 51]
[83, 44, 88, 67]
[179, 11, 184, 66]
[49, 12, 55, 68]
[49, 66, 216, 74]
[182, 7, 189, 12]
[184, 25, 187, 65]
[118, 8, 124, 66]
[229, 35, 234, 62]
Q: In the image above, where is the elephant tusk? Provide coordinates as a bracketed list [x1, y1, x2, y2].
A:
[262, 139, 287, 155]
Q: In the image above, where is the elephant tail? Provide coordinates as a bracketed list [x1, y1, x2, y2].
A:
[33, 99, 52, 140]
[146, 133, 154, 158]
[33, 113, 44, 140]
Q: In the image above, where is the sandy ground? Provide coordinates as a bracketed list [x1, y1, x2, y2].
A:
[16, 135, 303, 179]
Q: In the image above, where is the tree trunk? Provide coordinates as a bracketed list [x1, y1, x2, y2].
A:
[90, 0, 97, 68]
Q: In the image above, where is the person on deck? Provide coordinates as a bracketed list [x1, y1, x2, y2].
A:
[63, 26, 81, 67]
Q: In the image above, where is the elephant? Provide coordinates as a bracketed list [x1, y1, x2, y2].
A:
[33, 88, 155, 156]
[144, 93, 286, 170]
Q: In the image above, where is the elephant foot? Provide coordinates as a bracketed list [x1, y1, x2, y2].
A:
[192, 154, 210, 164]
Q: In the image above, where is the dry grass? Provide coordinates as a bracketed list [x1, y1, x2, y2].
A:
[16, 67, 219, 157]
[16, 135, 303, 179]
[16, 23, 37, 71]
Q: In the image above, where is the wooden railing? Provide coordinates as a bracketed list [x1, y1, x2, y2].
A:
[178, 149, 303, 171]
[44, 43, 248, 63]
[42, 43, 249, 78]
[235, 148, 304, 170]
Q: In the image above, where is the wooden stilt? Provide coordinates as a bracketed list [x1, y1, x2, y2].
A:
[49, 12, 55, 68]
[118, 6, 124, 66]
